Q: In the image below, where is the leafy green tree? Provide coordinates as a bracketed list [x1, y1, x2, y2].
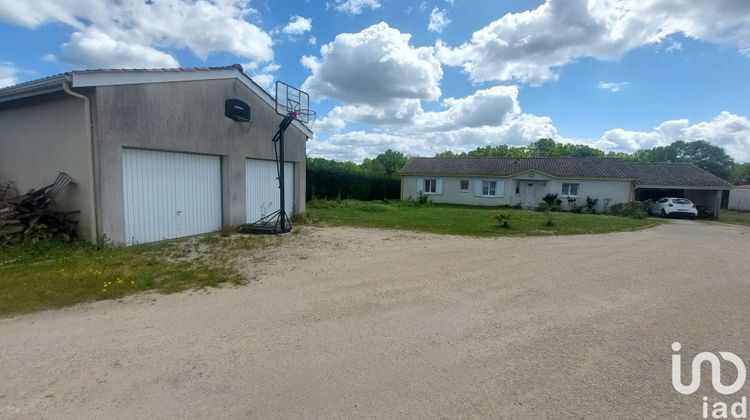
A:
[729, 163, 750, 185]
[366, 149, 408, 175]
[631, 140, 734, 179]
[526, 138, 604, 157]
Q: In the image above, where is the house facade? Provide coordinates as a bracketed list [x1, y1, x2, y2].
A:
[0, 65, 312, 244]
[399, 157, 733, 216]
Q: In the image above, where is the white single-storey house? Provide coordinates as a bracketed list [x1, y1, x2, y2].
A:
[0, 65, 312, 244]
[399, 157, 733, 217]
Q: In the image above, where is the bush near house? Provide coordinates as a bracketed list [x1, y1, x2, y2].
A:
[609, 201, 651, 219]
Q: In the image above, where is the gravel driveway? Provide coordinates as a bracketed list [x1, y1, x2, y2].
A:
[1, 221, 749, 418]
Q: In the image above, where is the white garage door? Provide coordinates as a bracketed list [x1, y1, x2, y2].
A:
[246, 159, 294, 223]
[122, 149, 222, 245]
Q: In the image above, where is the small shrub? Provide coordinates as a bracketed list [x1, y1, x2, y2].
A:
[549, 204, 562, 212]
[542, 193, 560, 206]
[511, 202, 523, 210]
[585, 196, 599, 213]
[570, 204, 584, 213]
[609, 201, 649, 219]
[535, 202, 550, 212]
[416, 192, 433, 206]
[543, 212, 555, 227]
[495, 211, 512, 228]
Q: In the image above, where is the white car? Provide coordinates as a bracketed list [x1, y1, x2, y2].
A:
[649, 197, 698, 219]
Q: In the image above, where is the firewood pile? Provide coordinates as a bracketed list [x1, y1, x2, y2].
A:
[0, 173, 79, 243]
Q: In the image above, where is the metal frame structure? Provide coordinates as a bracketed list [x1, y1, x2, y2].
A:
[238, 81, 312, 234]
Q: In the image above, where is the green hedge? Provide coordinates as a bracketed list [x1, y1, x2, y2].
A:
[307, 167, 400, 200]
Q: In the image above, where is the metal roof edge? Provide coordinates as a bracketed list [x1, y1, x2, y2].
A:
[0, 74, 70, 103]
[1, 66, 313, 139]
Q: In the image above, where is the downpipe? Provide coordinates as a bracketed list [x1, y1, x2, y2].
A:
[62, 81, 99, 244]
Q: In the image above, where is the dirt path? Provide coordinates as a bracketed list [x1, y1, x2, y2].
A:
[1, 221, 750, 418]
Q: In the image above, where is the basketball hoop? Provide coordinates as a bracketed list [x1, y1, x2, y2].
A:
[291, 109, 316, 128]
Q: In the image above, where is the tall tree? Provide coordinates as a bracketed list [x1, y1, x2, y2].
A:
[363, 149, 408, 175]
[728, 163, 750, 185]
[631, 140, 734, 179]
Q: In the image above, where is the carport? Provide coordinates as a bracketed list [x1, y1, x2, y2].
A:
[628, 163, 733, 218]
[634, 186, 727, 218]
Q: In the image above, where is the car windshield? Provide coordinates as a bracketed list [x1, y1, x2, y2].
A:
[673, 199, 692, 204]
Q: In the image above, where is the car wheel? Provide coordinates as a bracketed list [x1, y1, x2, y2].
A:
[689, 215, 696, 220]
[660, 209, 667, 217]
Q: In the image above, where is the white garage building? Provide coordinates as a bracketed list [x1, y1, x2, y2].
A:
[0, 65, 311, 244]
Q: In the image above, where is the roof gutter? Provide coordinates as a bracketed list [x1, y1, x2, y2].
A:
[62, 81, 99, 244]
[0, 75, 68, 103]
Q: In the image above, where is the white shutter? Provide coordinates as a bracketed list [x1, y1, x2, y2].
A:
[436, 179, 443, 194]
[495, 181, 505, 197]
[474, 180, 483, 196]
[417, 178, 424, 193]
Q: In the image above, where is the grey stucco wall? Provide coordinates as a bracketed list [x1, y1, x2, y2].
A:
[92, 78, 307, 243]
[0, 92, 95, 240]
[402, 173, 632, 210]
[684, 189, 721, 215]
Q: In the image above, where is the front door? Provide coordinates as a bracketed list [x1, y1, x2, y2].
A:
[524, 183, 535, 208]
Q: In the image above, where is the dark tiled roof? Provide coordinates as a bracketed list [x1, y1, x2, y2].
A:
[399, 157, 733, 188]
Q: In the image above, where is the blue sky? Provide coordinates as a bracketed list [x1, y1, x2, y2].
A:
[1, 0, 749, 162]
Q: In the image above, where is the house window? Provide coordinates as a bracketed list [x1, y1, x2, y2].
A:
[482, 180, 497, 196]
[459, 180, 469, 191]
[561, 183, 579, 197]
[424, 179, 437, 193]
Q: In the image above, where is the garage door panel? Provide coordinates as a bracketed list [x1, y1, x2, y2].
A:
[123, 149, 221, 245]
[246, 159, 293, 223]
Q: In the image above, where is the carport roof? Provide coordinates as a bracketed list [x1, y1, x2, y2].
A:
[399, 157, 733, 188]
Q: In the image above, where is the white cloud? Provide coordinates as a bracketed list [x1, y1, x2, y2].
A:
[597, 81, 629, 93]
[315, 85, 521, 135]
[329, 0, 381, 15]
[428, 7, 450, 33]
[308, 36, 317, 45]
[0, 63, 17, 88]
[0, 0, 107, 29]
[282, 15, 312, 35]
[0, 0, 274, 69]
[308, 113, 560, 162]
[665, 41, 682, 52]
[301, 22, 443, 105]
[436, 0, 750, 84]
[60, 27, 180, 68]
[597, 112, 750, 161]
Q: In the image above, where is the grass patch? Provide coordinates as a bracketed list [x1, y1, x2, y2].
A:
[305, 199, 660, 237]
[0, 234, 270, 317]
[715, 210, 750, 227]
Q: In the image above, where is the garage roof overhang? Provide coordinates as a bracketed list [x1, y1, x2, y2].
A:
[635, 184, 732, 191]
[0, 65, 313, 139]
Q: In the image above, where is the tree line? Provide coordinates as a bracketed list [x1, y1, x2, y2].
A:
[307, 139, 750, 201]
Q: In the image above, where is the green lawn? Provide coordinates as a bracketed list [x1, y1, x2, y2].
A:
[0, 234, 269, 317]
[716, 210, 750, 227]
[306, 199, 660, 237]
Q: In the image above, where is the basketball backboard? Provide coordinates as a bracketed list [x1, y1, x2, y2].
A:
[275, 81, 311, 123]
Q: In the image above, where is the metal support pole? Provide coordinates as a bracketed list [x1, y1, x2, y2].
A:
[278, 122, 286, 233]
